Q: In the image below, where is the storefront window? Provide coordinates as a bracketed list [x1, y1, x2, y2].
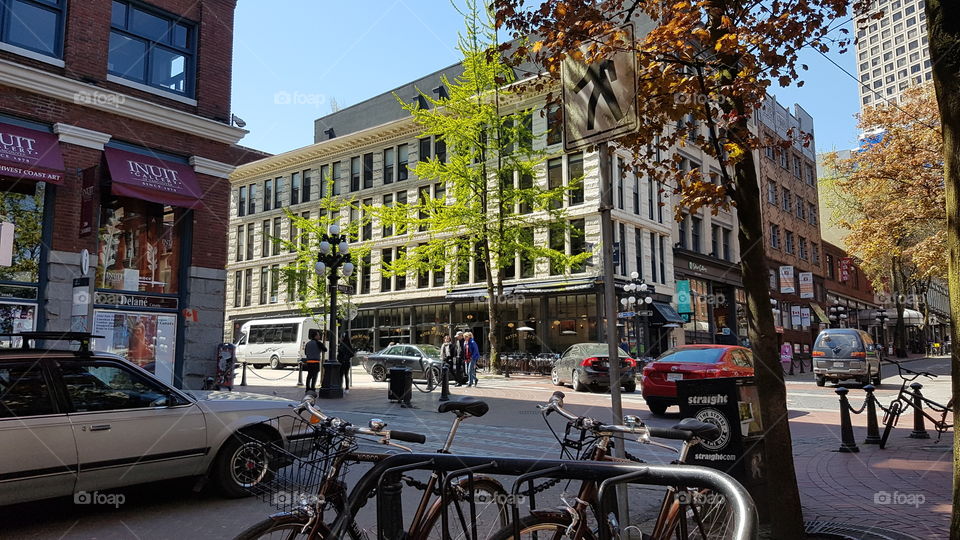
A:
[683, 279, 710, 336]
[97, 197, 181, 294]
[546, 294, 597, 350]
[0, 183, 44, 285]
[92, 310, 177, 384]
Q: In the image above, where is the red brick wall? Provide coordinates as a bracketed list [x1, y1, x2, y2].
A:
[823, 241, 876, 303]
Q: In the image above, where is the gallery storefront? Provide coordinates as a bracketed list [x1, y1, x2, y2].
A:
[673, 250, 747, 346]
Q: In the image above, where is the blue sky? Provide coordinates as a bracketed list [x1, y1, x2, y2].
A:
[231, 1, 862, 156]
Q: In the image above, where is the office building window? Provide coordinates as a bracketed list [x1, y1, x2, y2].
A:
[519, 228, 534, 278]
[691, 216, 702, 253]
[109, 1, 194, 95]
[785, 230, 794, 254]
[363, 153, 373, 189]
[383, 148, 394, 184]
[233, 271, 242, 308]
[243, 269, 252, 307]
[634, 227, 643, 280]
[812, 243, 820, 265]
[722, 228, 731, 261]
[619, 223, 627, 275]
[649, 232, 658, 283]
[350, 156, 360, 192]
[809, 203, 818, 225]
[770, 224, 780, 249]
[633, 174, 640, 214]
[616, 158, 624, 209]
[302, 169, 312, 202]
[418, 186, 430, 232]
[236, 226, 244, 262]
[826, 253, 836, 280]
[548, 157, 563, 209]
[419, 138, 431, 162]
[259, 266, 268, 305]
[382, 194, 393, 237]
[781, 188, 791, 211]
[398, 144, 409, 181]
[796, 198, 805, 219]
[647, 178, 655, 220]
[273, 217, 282, 256]
[246, 223, 255, 260]
[546, 103, 562, 145]
[261, 220, 270, 257]
[238, 186, 247, 217]
[332, 162, 342, 195]
[274, 177, 283, 209]
[270, 265, 279, 303]
[658, 235, 665, 283]
[679, 215, 689, 249]
[360, 254, 371, 294]
[381, 249, 392, 292]
[767, 181, 777, 204]
[571, 219, 586, 274]
[793, 154, 802, 177]
[568, 152, 584, 205]
[361, 198, 372, 241]
[263, 179, 273, 211]
[290, 172, 301, 205]
[549, 224, 564, 276]
[435, 137, 446, 163]
[711, 224, 719, 257]
[799, 237, 808, 260]
[320, 164, 331, 198]
[247, 184, 256, 215]
[472, 241, 485, 283]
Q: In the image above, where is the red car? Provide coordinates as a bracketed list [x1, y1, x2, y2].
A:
[641, 345, 755, 415]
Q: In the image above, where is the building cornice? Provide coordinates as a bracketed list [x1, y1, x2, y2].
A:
[190, 156, 236, 179]
[231, 118, 421, 182]
[53, 123, 111, 150]
[0, 57, 247, 144]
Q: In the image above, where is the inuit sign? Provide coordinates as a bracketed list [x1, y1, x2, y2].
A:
[0, 123, 65, 184]
[104, 147, 202, 208]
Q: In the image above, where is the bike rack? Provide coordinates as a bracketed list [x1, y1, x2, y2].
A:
[374, 458, 435, 540]
[439, 461, 500, 540]
[330, 453, 758, 540]
[507, 464, 567, 537]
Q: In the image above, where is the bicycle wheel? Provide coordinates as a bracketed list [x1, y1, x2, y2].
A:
[414, 477, 512, 540]
[651, 488, 734, 540]
[880, 401, 902, 449]
[487, 510, 596, 540]
[234, 514, 319, 540]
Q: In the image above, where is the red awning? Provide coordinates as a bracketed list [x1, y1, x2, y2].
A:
[104, 147, 202, 208]
[0, 122, 65, 185]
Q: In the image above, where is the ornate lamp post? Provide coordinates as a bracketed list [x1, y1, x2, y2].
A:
[828, 305, 848, 328]
[313, 223, 354, 399]
[620, 271, 654, 357]
[874, 310, 889, 353]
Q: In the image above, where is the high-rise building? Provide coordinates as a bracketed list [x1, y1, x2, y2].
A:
[854, 0, 932, 110]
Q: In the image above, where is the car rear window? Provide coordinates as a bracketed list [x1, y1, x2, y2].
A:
[656, 348, 724, 364]
[581, 344, 630, 357]
[814, 334, 863, 357]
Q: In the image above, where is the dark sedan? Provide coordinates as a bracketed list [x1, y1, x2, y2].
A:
[362, 343, 444, 382]
[550, 343, 637, 393]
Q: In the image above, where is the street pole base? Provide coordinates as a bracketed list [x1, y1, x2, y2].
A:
[863, 435, 882, 445]
[909, 431, 931, 439]
[317, 387, 344, 399]
[839, 444, 860, 453]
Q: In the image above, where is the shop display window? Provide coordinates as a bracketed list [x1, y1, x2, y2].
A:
[97, 197, 182, 294]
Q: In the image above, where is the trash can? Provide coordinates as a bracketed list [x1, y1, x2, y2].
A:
[677, 377, 765, 515]
[388, 367, 412, 403]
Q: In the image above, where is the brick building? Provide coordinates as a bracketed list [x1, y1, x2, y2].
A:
[821, 241, 879, 331]
[753, 96, 828, 355]
[0, 0, 262, 387]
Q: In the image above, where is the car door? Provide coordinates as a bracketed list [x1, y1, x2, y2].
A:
[0, 359, 78, 505]
[559, 345, 579, 378]
[400, 346, 422, 376]
[56, 358, 207, 492]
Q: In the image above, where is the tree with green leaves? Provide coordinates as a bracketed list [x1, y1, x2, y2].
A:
[371, 0, 589, 371]
[280, 177, 371, 333]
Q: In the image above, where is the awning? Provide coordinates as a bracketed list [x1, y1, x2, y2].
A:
[0, 122, 65, 185]
[651, 302, 685, 325]
[858, 308, 924, 326]
[809, 303, 830, 324]
[104, 147, 202, 208]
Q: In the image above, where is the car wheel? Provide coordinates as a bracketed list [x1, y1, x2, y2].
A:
[371, 364, 387, 382]
[572, 370, 588, 392]
[816, 375, 826, 387]
[623, 382, 637, 393]
[861, 367, 871, 387]
[269, 356, 281, 370]
[551, 368, 563, 386]
[647, 399, 668, 416]
[213, 431, 276, 498]
[253, 364, 266, 369]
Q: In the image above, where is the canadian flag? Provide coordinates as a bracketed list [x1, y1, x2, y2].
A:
[182, 308, 199, 322]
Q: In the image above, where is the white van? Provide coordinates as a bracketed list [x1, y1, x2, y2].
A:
[235, 317, 321, 369]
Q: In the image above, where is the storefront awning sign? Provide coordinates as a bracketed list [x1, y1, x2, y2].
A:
[104, 147, 202, 208]
[0, 122, 65, 185]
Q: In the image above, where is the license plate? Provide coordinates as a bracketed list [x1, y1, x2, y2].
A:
[667, 373, 683, 381]
[833, 361, 845, 368]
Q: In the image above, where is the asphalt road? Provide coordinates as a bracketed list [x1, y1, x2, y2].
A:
[0, 356, 950, 540]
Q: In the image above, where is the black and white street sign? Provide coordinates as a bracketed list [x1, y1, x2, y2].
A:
[562, 24, 639, 150]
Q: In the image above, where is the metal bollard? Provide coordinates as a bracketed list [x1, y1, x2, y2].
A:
[296, 360, 304, 386]
[836, 387, 860, 453]
[909, 382, 931, 439]
[240, 361, 248, 387]
[439, 363, 451, 402]
[863, 384, 881, 444]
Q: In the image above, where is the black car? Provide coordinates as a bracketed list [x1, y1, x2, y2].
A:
[550, 343, 637, 393]
[362, 343, 444, 382]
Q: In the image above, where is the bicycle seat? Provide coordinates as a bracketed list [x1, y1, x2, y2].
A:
[437, 398, 489, 417]
[673, 418, 721, 441]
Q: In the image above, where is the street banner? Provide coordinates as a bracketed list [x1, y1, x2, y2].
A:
[676, 279, 692, 314]
[839, 257, 853, 281]
[779, 266, 795, 294]
[791, 305, 802, 327]
[79, 166, 98, 238]
[800, 307, 811, 328]
[798, 271, 814, 299]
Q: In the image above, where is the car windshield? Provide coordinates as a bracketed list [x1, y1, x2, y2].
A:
[815, 333, 863, 357]
[580, 344, 631, 357]
[419, 345, 441, 359]
[656, 348, 725, 364]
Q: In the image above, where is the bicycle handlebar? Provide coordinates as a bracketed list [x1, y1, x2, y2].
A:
[539, 391, 691, 440]
[888, 359, 936, 380]
[296, 396, 427, 444]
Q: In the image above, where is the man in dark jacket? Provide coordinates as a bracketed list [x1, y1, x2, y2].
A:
[453, 331, 467, 386]
[303, 329, 326, 393]
[337, 334, 355, 394]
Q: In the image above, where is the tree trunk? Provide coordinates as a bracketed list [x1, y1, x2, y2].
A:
[924, 1, 960, 535]
[729, 141, 805, 538]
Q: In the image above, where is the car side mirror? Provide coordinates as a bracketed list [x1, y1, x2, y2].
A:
[150, 395, 170, 408]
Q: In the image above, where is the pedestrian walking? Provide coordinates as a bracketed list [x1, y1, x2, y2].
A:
[303, 328, 326, 393]
[465, 331, 480, 387]
[338, 333, 355, 394]
[440, 335, 454, 373]
[453, 331, 466, 386]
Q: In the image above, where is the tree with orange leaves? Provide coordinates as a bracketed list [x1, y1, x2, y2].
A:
[497, 1, 863, 537]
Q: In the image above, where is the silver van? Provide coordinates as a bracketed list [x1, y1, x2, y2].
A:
[235, 317, 321, 369]
[812, 328, 882, 386]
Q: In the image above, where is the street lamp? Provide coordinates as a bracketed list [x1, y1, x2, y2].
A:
[621, 271, 654, 357]
[313, 223, 353, 399]
[874, 310, 889, 352]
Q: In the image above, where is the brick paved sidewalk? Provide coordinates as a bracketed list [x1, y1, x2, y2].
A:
[789, 410, 952, 539]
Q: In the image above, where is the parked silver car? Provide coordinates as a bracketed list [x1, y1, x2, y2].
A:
[0, 346, 300, 506]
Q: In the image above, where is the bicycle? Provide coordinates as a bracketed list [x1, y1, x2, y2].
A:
[234, 395, 509, 539]
[879, 360, 954, 449]
[489, 391, 733, 540]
